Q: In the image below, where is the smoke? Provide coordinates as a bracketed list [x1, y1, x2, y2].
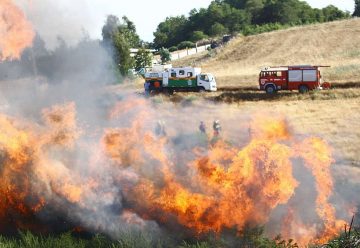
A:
[0, 0, 358, 246]
[14, 0, 97, 49]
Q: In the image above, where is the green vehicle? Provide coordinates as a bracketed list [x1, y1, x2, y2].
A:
[144, 66, 217, 94]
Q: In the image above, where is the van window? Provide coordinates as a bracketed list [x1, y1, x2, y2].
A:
[171, 72, 176, 78]
[187, 72, 193, 77]
[179, 70, 185, 76]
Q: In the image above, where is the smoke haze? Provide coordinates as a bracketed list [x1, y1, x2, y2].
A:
[0, 1, 359, 247]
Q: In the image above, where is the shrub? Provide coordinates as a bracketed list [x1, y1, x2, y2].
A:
[242, 23, 290, 36]
[177, 41, 196, 50]
[159, 48, 171, 64]
[169, 46, 178, 52]
[209, 23, 229, 37]
[190, 31, 208, 42]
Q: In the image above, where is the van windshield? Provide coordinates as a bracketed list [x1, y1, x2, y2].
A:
[200, 74, 209, 82]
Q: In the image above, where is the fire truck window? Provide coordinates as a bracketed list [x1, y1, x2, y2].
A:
[171, 72, 176, 77]
[288, 70, 302, 82]
[276, 71, 282, 77]
[187, 72, 193, 77]
[303, 70, 317, 82]
[179, 70, 185, 76]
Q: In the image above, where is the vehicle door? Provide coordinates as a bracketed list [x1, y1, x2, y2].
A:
[198, 74, 210, 90]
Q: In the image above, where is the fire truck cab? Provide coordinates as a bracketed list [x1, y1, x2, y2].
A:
[259, 65, 331, 94]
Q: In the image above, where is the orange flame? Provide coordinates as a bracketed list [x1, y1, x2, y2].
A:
[0, 0, 35, 61]
[102, 113, 346, 245]
[0, 98, 348, 245]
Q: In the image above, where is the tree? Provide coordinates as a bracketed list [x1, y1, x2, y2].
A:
[209, 22, 229, 36]
[353, 0, 360, 16]
[153, 16, 188, 48]
[102, 15, 120, 42]
[159, 48, 171, 64]
[112, 32, 134, 76]
[190, 31, 208, 42]
[322, 5, 349, 22]
[118, 16, 141, 48]
[101, 15, 140, 76]
[134, 48, 153, 71]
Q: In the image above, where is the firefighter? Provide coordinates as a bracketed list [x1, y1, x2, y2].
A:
[199, 121, 206, 134]
[213, 120, 221, 137]
[155, 120, 167, 137]
[144, 81, 150, 96]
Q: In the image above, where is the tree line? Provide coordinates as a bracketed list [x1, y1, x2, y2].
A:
[153, 0, 352, 49]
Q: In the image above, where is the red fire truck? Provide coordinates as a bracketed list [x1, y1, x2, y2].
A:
[259, 65, 331, 94]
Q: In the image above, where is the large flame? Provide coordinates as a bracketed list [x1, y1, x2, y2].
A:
[104, 113, 347, 245]
[0, 0, 35, 61]
[0, 98, 348, 245]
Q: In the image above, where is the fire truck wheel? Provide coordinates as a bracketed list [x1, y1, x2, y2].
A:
[265, 85, 276, 94]
[299, 85, 309, 94]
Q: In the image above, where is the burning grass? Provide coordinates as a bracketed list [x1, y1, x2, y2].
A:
[0, 92, 355, 247]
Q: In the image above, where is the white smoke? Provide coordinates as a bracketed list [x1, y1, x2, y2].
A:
[14, 0, 98, 49]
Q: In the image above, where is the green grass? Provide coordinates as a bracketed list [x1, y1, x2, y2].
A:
[0, 228, 302, 248]
[0, 231, 157, 248]
[0, 224, 358, 248]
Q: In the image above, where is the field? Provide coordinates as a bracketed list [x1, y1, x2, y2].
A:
[1, 18, 360, 248]
[174, 18, 360, 87]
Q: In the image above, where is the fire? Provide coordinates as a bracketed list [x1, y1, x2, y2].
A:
[0, 103, 82, 232]
[0, 0, 35, 61]
[0, 98, 348, 245]
[104, 111, 345, 245]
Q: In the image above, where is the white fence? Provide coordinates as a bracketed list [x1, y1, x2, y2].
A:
[170, 44, 211, 61]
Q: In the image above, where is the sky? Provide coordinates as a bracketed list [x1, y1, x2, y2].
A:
[16, 0, 355, 47]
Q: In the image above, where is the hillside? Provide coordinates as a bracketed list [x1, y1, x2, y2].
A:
[176, 18, 360, 87]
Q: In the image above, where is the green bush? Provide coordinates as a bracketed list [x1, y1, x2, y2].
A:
[169, 46, 178, 52]
[209, 23, 229, 37]
[159, 48, 171, 64]
[177, 41, 196, 50]
[242, 23, 290, 36]
[190, 31, 208, 42]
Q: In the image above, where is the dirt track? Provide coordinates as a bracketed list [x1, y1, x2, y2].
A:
[141, 82, 360, 104]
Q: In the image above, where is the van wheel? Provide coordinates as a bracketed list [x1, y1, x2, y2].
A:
[166, 89, 174, 95]
[198, 87, 206, 93]
[265, 85, 276, 94]
[299, 85, 309, 94]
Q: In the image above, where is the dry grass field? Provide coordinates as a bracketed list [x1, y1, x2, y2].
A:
[174, 18, 360, 88]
